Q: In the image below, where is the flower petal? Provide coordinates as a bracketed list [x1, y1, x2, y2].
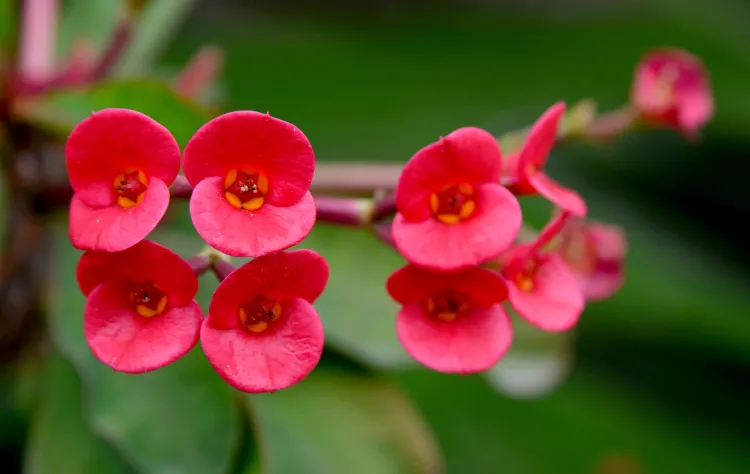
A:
[396, 127, 503, 220]
[392, 183, 521, 271]
[84, 282, 202, 373]
[66, 108, 180, 194]
[189, 177, 315, 257]
[386, 265, 507, 307]
[201, 298, 324, 393]
[575, 264, 624, 302]
[396, 303, 512, 374]
[182, 111, 315, 207]
[507, 253, 584, 332]
[517, 102, 565, 172]
[526, 171, 587, 217]
[207, 250, 330, 330]
[69, 178, 170, 252]
[77, 240, 198, 306]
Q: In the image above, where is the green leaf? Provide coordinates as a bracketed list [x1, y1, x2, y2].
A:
[300, 225, 413, 369]
[23, 355, 134, 474]
[12, 80, 213, 147]
[0, 0, 16, 59]
[394, 366, 750, 474]
[116, 0, 200, 76]
[248, 369, 443, 474]
[48, 227, 242, 474]
[484, 314, 573, 400]
[87, 349, 241, 474]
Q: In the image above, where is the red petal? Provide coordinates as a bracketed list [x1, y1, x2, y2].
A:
[507, 254, 584, 332]
[66, 109, 180, 197]
[182, 111, 314, 207]
[84, 282, 202, 373]
[201, 298, 324, 393]
[677, 91, 714, 133]
[69, 178, 170, 252]
[517, 102, 565, 173]
[396, 127, 503, 220]
[77, 240, 199, 306]
[526, 172, 587, 217]
[190, 177, 315, 257]
[396, 303, 512, 374]
[386, 265, 507, 307]
[207, 250, 329, 330]
[392, 183, 521, 271]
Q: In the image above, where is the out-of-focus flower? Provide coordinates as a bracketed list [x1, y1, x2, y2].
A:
[76, 240, 202, 373]
[501, 214, 584, 332]
[392, 127, 522, 271]
[201, 250, 328, 393]
[66, 108, 181, 252]
[631, 48, 713, 136]
[183, 111, 316, 257]
[505, 102, 588, 217]
[387, 264, 512, 373]
[559, 218, 627, 301]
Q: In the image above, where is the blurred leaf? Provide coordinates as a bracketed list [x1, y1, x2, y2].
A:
[87, 349, 241, 474]
[116, 0, 200, 76]
[23, 355, 134, 474]
[484, 314, 573, 400]
[248, 369, 443, 474]
[12, 80, 213, 147]
[394, 366, 750, 474]
[57, 0, 120, 60]
[299, 225, 413, 369]
[48, 227, 242, 474]
[0, 0, 15, 57]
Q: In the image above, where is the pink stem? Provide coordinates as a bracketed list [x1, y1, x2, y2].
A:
[169, 175, 193, 198]
[90, 20, 132, 80]
[17, 0, 58, 83]
[173, 45, 224, 99]
[311, 163, 402, 195]
[372, 221, 395, 248]
[187, 254, 211, 276]
[530, 211, 570, 255]
[212, 259, 235, 281]
[314, 195, 373, 226]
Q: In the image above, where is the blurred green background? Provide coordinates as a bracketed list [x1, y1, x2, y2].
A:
[2, 0, 750, 473]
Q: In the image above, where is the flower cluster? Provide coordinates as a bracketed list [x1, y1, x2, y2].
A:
[67, 109, 328, 393]
[64, 46, 712, 390]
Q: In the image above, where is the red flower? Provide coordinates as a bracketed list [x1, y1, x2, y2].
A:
[201, 250, 328, 393]
[505, 103, 587, 217]
[392, 127, 522, 271]
[182, 111, 316, 257]
[560, 218, 627, 301]
[66, 108, 181, 252]
[501, 241, 584, 332]
[76, 240, 202, 373]
[631, 48, 713, 136]
[387, 264, 512, 374]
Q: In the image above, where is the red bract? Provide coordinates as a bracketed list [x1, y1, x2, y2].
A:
[76, 240, 202, 373]
[392, 127, 522, 271]
[501, 242, 584, 332]
[505, 103, 587, 217]
[387, 265, 512, 374]
[182, 111, 316, 257]
[631, 48, 713, 136]
[560, 218, 627, 301]
[201, 250, 328, 393]
[66, 109, 181, 252]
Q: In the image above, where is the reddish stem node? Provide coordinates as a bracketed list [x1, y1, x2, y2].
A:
[212, 258, 235, 282]
[187, 254, 211, 276]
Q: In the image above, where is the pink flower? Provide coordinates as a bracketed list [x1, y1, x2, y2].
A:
[560, 218, 627, 301]
[201, 250, 328, 393]
[501, 214, 584, 332]
[505, 103, 587, 217]
[387, 264, 512, 374]
[631, 48, 714, 136]
[392, 127, 522, 271]
[66, 109, 181, 252]
[182, 111, 316, 257]
[76, 240, 202, 373]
